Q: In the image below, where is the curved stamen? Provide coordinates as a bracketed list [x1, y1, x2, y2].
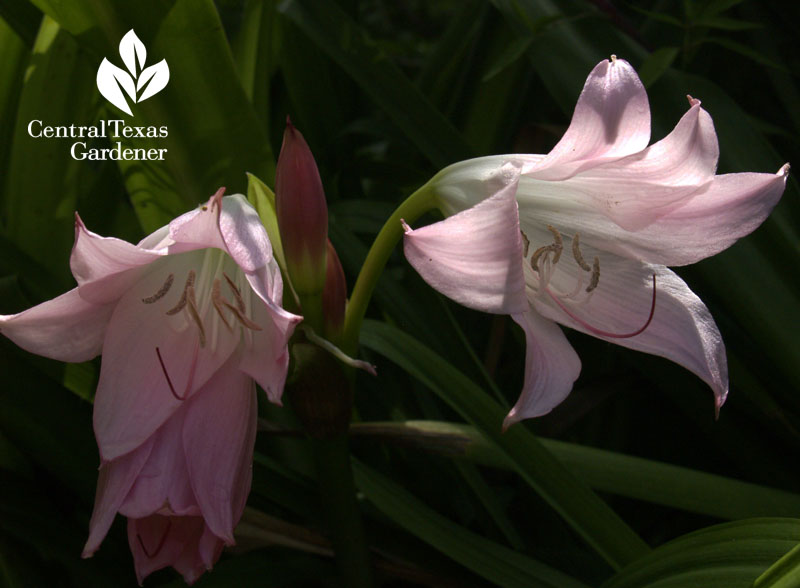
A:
[546, 225, 563, 263]
[211, 279, 233, 331]
[137, 519, 172, 559]
[530, 245, 554, 272]
[222, 301, 262, 331]
[572, 234, 591, 271]
[142, 274, 174, 304]
[520, 231, 530, 257]
[223, 272, 246, 313]
[156, 347, 185, 401]
[185, 284, 206, 347]
[545, 274, 657, 339]
[585, 256, 600, 293]
[165, 271, 196, 315]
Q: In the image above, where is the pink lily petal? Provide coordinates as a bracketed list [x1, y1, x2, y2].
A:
[430, 156, 527, 218]
[71, 214, 163, 304]
[516, 164, 789, 267]
[118, 405, 199, 519]
[525, 57, 650, 180]
[0, 288, 113, 362]
[83, 438, 155, 558]
[183, 356, 257, 544]
[244, 261, 297, 323]
[531, 257, 728, 410]
[563, 99, 719, 230]
[504, 310, 582, 427]
[238, 296, 297, 404]
[198, 524, 225, 569]
[639, 166, 790, 264]
[128, 515, 208, 585]
[137, 225, 171, 250]
[94, 254, 239, 461]
[239, 264, 300, 404]
[169, 193, 273, 272]
[403, 181, 528, 315]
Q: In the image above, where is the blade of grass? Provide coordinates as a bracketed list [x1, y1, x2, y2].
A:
[351, 420, 800, 521]
[359, 320, 651, 570]
[353, 459, 590, 588]
[278, 0, 473, 168]
[601, 519, 800, 588]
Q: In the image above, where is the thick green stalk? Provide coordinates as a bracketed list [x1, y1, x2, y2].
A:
[342, 185, 437, 354]
[311, 435, 374, 587]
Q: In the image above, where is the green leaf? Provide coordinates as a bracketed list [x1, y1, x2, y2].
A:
[482, 36, 533, 82]
[353, 459, 590, 588]
[0, 17, 29, 189]
[0, 0, 42, 47]
[278, 0, 473, 169]
[638, 47, 679, 88]
[246, 172, 287, 275]
[359, 320, 651, 570]
[627, 5, 684, 28]
[231, 0, 276, 130]
[703, 37, 785, 70]
[699, 0, 748, 18]
[601, 519, 800, 588]
[2, 16, 98, 285]
[29, 0, 275, 232]
[691, 15, 763, 31]
[753, 542, 800, 588]
[351, 420, 800, 521]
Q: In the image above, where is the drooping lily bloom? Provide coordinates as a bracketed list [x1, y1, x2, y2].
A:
[404, 56, 789, 428]
[0, 190, 300, 584]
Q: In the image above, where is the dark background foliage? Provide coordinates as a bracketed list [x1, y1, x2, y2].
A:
[1, 0, 798, 586]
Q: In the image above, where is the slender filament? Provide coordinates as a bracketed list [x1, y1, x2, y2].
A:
[137, 519, 172, 559]
[546, 274, 657, 339]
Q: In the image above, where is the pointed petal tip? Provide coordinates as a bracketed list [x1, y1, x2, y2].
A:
[778, 162, 791, 176]
[714, 389, 728, 421]
[687, 94, 701, 107]
[610, 54, 617, 62]
[81, 546, 96, 559]
[209, 187, 225, 211]
[401, 219, 412, 233]
[501, 411, 519, 433]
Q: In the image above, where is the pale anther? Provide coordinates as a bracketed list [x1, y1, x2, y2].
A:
[165, 271, 196, 315]
[586, 256, 600, 292]
[211, 279, 233, 331]
[530, 245, 554, 272]
[185, 284, 207, 347]
[571, 233, 591, 271]
[142, 273, 174, 304]
[223, 272, 246, 313]
[223, 301, 262, 331]
[546, 225, 563, 263]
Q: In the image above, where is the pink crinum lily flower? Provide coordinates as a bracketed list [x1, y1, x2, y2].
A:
[403, 56, 789, 428]
[0, 190, 300, 584]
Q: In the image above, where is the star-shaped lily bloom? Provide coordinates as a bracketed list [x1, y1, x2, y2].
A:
[0, 189, 300, 584]
[403, 56, 789, 429]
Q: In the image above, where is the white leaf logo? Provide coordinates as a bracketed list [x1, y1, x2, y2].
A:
[96, 30, 169, 116]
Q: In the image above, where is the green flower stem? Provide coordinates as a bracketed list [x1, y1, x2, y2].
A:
[342, 185, 438, 354]
[311, 434, 374, 587]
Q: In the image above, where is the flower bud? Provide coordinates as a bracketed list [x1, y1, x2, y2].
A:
[322, 240, 346, 342]
[275, 118, 328, 298]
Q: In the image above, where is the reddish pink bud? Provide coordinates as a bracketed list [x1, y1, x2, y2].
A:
[322, 240, 346, 341]
[275, 118, 329, 296]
